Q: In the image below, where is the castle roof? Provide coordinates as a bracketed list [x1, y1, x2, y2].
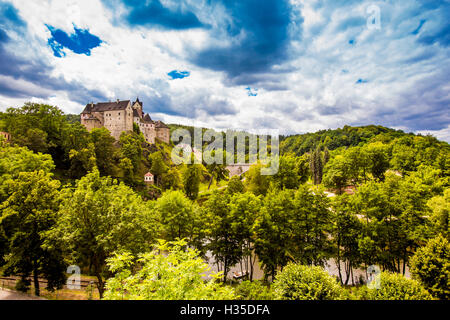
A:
[133, 109, 140, 118]
[82, 100, 131, 114]
[134, 98, 143, 107]
[155, 121, 169, 129]
[143, 114, 153, 122]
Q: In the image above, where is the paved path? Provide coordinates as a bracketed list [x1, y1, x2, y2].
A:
[0, 288, 45, 300]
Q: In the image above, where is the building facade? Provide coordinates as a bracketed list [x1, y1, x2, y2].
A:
[81, 98, 170, 144]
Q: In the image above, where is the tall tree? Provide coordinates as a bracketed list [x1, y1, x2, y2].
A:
[331, 194, 363, 285]
[309, 147, 323, 185]
[182, 165, 203, 200]
[292, 185, 333, 266]
[0, 171, 66, 296]
[150, 151, 169, 187]
[204, 192, 242, 282]
[155, 190, 204, 249]
[49, 170, 157, 298]
[254, 189, 296, 281]
[90, 127, 118, 177]
[228, 192, 262, 281]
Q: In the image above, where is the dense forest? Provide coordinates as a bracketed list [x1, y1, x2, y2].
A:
[0, 103, 448, 300]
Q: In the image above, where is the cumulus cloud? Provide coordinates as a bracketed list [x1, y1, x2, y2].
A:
[0, 0, 448, 142]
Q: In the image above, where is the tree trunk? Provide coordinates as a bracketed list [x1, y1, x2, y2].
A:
[249, 251, 255, 282]
[96, 273, 105, 299]
[33, 259, 40, 297]
[208, 176, 213, 190]
[223, 259, 228, 283]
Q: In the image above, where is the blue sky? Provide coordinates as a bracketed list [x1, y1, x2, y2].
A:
[0, 0, 449, 141]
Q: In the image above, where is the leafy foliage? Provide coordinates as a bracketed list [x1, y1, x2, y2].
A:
[235, 281, 274, 300]
[103, 240, 236, 300]
[0, 171, 66, 295]
[273, 264, 344, 300]
[410, 235, 450, 299]
[358, 272, 432, 300]
[49, 170, 157, 298]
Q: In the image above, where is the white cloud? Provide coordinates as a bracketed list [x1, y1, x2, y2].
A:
[1, 0, 449, 142]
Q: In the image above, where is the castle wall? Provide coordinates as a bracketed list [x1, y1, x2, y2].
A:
[156, 127, 170, 144]
[103, 104, 133, 140]
[81, 118, 103, 131]
[144, 126, 156, 144]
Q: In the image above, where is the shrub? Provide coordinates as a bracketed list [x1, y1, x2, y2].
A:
[410, 234, 450, 300]
[358, 272, 433, 300]
[235, 281, 274, 300]
[103, 240, 236, 300]
[273, 264, 344, 300]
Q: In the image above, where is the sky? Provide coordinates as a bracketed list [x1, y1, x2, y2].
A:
[0, 0, 449, 141]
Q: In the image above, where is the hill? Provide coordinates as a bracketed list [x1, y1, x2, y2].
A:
[280, 125, 449, 156]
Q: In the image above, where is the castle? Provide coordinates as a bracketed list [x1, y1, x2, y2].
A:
[81, 98, 170, 144]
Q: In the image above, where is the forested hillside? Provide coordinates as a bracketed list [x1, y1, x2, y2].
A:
[0, 103, 448, 301]
[280, 125, 446, 156]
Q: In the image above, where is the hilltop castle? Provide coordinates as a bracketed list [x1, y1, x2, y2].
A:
[81, 98, 170, 144]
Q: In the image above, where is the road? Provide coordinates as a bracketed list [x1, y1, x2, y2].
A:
[0, 288, 45, 300]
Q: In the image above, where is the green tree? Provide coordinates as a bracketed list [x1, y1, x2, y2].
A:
[182, 164, 202, 200]
[272, 154, 301, 190]
[245, 162, 271, 196]
[61, 121, 97, 179]
[309, 147, 323, 185]
[254, 189, 296, 281]
[0, 145, 55, 201]
[204, 192, 241, 282]
[364, 142, 390, 181]
[354, 172, 430, 274]
[150, 151, 169, 187]
[410, 235, 450, 300]
[296, 154, 310, 184]
[50, 170, 156, 298]
[273, 264, 344, 300]
[226, 176, 246, 195]
[90, 127, 117, 177]
[358, 272, 432, 300]
[204, 150, 228, 190]
[0, 103, 66, 155]
[390, 143, 417, 173]
[229, 192, 262, 281]
[331, 195, 363, 285]
[323, 155, 349, 194]
[161, 167, 182, 191]
[103, 240, 235, 300]
[323, 147, 330, 165]
[235, 281, 274, 300]
[427, 190, 449, 239]
[291, 185, 332, 266]
[155, 190, 203, 247]
[119, 132, 144, 184]
[0, 171, 66, 296]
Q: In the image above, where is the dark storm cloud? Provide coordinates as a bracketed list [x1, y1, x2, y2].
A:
[106, 0, 204, 30]
[139, 89, 238, 118]
[192, 0, 297, 85]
